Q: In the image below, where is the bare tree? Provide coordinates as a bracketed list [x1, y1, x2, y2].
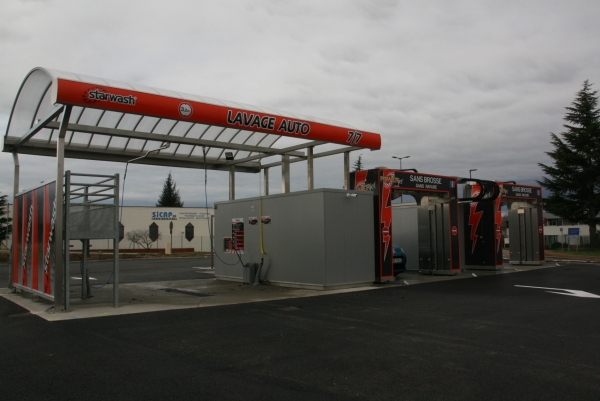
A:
[126, 229, 161, 252]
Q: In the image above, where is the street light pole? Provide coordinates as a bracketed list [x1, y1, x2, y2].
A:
[392, 155, 410, 170]
[469, 169, 477, 179]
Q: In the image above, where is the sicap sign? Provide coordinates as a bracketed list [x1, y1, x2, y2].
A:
[152, 211, 177, 220]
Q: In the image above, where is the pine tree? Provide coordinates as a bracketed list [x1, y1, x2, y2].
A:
[156, 172, 184, 207]
[352, 154, 364, 172]
[538, 80, 600, 248]
[0, 193, 12, 247]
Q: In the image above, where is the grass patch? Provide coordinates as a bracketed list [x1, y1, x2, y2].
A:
[547, 249, 600, 257]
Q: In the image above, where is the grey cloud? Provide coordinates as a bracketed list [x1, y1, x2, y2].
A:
[1, 0, 599, 202]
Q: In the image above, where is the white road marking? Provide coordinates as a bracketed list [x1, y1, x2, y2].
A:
[192, 267, 214, 270]
[515, 285, 600, 298]
[71, 277, 97, 281]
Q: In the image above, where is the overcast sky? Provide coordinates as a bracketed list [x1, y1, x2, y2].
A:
[1, 0, 599, 206]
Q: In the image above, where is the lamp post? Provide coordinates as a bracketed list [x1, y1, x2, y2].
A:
[469, 169, 477, 179]
[392, 155, 410, 170]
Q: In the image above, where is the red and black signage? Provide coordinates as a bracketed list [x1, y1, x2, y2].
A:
[462, 188, 503, 268]
[12, 182, 56, 297]
[350, 169, 460, 280]
[54, 79, 382, 150]
[232, 218, 244, 253]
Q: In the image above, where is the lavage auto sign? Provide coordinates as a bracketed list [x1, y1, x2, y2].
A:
[226, 110, 311, 135]
[152, 211, 177, 220]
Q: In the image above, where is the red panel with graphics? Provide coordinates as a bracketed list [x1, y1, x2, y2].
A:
[55, 79, 381, 150]
[462, 183, 504, 268]
[12, 182, 56, 297]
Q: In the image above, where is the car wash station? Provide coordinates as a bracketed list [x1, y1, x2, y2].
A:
[3, 67, 545, 312]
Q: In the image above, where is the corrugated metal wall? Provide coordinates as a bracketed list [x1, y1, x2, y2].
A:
[214, 189, 375, 289]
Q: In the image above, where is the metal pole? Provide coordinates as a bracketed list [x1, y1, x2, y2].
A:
[82, 239, 88, 299]
[113, 173, 119, 307]
[82, 186, 89, 300]
[229, 165, 235, 200]
[343, 151, 350, 190]
[264, 168, 269, 196]
[282, 155, 290, 193]
[9, 152, 19, 288]
[12, 152, 19, 200]
[64, 170, 71, 312]
[307, 147, 314, 190]
[210, 214, 214, 268]
[54, 105, 72, 312]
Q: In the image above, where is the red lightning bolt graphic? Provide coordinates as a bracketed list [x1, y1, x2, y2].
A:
[495, 197, 502, 253]
[382, 222, 390, 258]
[469, 202, 482, 254]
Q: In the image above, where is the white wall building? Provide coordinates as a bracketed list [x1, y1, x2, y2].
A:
[1, 205, 214, 253]
[111, 206, 214, 252]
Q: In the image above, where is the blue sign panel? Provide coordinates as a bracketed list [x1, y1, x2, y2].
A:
[568, 228, 580, 236]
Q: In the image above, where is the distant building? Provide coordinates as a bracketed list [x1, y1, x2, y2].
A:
[2, 206, 215, 253]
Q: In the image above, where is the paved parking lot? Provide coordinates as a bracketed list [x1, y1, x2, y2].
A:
[1, 262, 599, 400]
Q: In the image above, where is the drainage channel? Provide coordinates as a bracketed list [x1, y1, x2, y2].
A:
[159, 288, 214, 297]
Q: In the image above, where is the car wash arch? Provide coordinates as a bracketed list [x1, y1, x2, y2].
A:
[4, 67, 381, 310]
[458, 181, 544, 268]
[350, 168, 499, 281]
[501, 182, 545, 265]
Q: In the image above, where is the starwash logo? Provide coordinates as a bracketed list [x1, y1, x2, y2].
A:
[83, 87, 137, 105]
[381, 173, 401, 189]
[355, 181, 376, 191]
[179, 102, 193, 118]
[469, 202, 483, 253]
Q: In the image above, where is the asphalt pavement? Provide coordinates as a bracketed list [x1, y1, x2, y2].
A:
[0, 256, 213, 288]
[1, 263, 599, 400]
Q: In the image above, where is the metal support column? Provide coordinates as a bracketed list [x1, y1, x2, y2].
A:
[64, 171, 71, 311]
[282, 155, 290, 193]
[229, 165, 235, 200]
[113, 173, 120, 307]
[307, 147, 314, 190]
[81, 186, 89, 300]
[53, 105, 71, 312]
[9, 152, 19, 288]
[12, 152, 19, 200]
[81, 239, 89, 299]
[343, 151, 350, 190]
[210, 214, 214, 269]
[264, 168, 269, 196]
